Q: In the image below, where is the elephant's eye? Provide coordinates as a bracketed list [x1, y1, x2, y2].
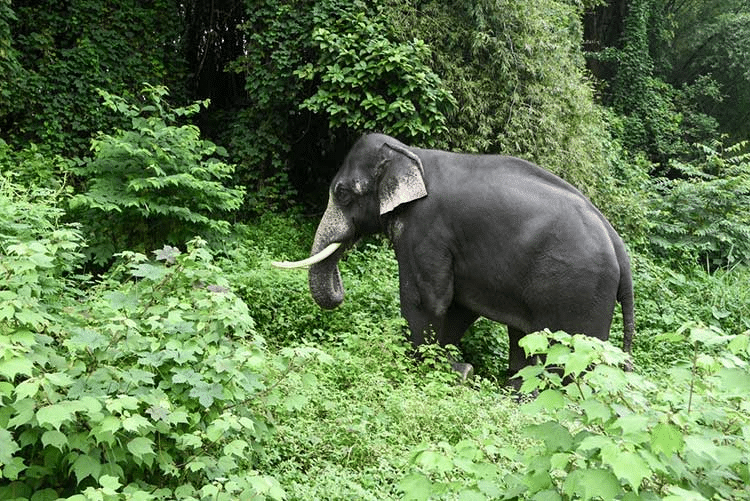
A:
[334, 184, 353, 206]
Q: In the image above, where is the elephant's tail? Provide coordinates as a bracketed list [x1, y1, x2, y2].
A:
[617, 249, 635, 355]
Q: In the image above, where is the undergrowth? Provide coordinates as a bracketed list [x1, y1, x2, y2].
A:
[3, 206, 749, 500]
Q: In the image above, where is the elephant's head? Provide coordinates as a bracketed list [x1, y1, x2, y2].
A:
[274, 134, 427, 309]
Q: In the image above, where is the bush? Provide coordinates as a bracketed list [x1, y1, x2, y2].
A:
[70, 85, 244, 266]
[0, 224, 340, 499]
[649, 140, 750, 269]
[296, 0, 454, 143]
[400, 328, 750, 500]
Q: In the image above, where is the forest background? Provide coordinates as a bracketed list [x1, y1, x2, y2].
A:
[1, 0, 750, 499]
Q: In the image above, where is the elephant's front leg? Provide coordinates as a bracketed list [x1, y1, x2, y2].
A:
[397, 250, 454, 347]
[508, 326, 535, 389]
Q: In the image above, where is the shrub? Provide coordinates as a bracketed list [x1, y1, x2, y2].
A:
[649, 140, 750, 269]
[400, 328, 750, 500]
[70, 85, 244, 266]
[0, 232, 338, 500]
[295, 0, 455, 144]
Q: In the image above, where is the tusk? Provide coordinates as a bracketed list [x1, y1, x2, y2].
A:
[271, 242, 343, 269]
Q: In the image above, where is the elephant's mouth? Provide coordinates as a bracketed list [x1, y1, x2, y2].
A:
[308, 252, 345, 309]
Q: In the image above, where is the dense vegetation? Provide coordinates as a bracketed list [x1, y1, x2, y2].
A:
[1, 0, 749, 499]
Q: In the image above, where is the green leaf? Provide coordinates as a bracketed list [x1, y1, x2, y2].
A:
[650, 423, 684, 457]
[36, 403, 76, 430]
[457, 489, 486, 501]
[519, 332, 550, 356]
[562, 468, 621, 501]
[525, 421, 573, 452]
[127, 437, 155, 466]
[14, 378, 40, 399]
[122, 414, 152, 433]
[41, 430, 68, 451]
[72, 453, 102, 485]
[416, 449, 453, 474]
[521, 389, 565, 414]
[98, 474, 122, 492]
[44, 372, 74, 387]
[580, 399, 612, 424]
[0, 357, 34, 379]
[398, 472, 432, 501]
[0, 428, 20, 464]
[564, 350, 592, 377]
[601, 450, 650, 492]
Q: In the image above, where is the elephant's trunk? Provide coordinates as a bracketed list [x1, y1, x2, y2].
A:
[308, 197, 354, 310]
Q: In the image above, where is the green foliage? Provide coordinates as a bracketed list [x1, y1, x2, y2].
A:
[401, 329, 750, 500]
[296, 0, 454, 143]
[229, 0, 455, 212]
[0, 140, 70, 189]
[0, 0, 20, 116]
[2, 0, 185, 155]
[70, 85, 244, 265]
[0, 234, 340, 499]
[649, 140, 750, 269]
[388, 0, 616, 199]
[593, 0, 722, 166]
[0, 175, 84, 334]
[663, 0, 750, 140]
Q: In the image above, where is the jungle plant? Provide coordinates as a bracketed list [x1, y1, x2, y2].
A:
[295, 0, 455, 144]
[0, 236, 333, 500]
[400, 328, 750, 500]
[649, 139, 750, 269]
[70, 85, 244, 265]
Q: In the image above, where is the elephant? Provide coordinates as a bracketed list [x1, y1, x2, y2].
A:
[274, 133, 634, 382]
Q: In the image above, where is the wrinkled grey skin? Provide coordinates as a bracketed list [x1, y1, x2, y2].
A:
[309, 133, 634, 380]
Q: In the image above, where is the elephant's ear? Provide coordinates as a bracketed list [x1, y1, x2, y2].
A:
[376, 142, 427, 215]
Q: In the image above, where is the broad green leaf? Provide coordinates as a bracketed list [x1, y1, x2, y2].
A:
[14, 378, 40, 399]
[127, 437, 155, 466]
[525, 421, 573, 452]
[612, 414, 650, 442]
[522, 389, 565, 414]
[650, 423, 684, 457]
[0, 428, 20, 464]
[223, 439, 249, 458]
[122, 414, 152, 433]
[415, 450, 453, 474]
[564, 351, 592, 377]
[727, 333, 749, 356]
[457, 489, 486, 501]
[530, 490, 562, 501]
[8, 398, 35, 427]
[716, 367, 750, 396]
[578, 434, 616, 453]
[545, 343, 571, 366]
[519, 332, 549, 356]
[283, 393, 308, 411]
[41, 430, 68, 451]
[663, 486, 709, 500]
[0, 357, 34, 379]
[98, 474, 122, 491]
[601, 450, 650, 493]
[72, 453, 102, 484]
[130, 263, 168, 280]
[1, 456, 26, 480]
[36, 403, 76, 430]
[562, 468, 621, 501]
[44, 372, 74, 387]
[580, 399, 612, 424]
[398, 472, 432, 501]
